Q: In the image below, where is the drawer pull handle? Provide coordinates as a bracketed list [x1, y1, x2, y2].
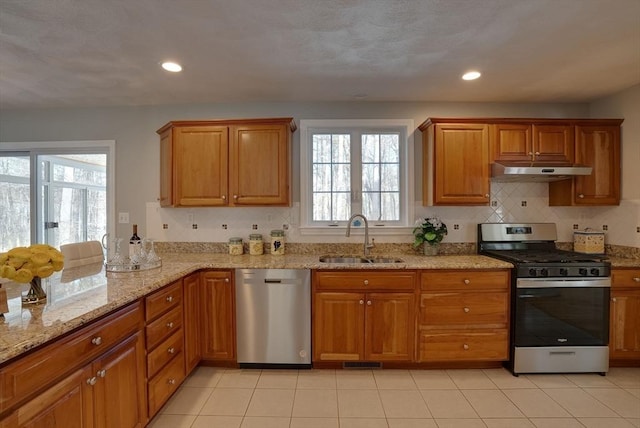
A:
[463, 307, 470, 313]
[97, 369, 106, 378]
[91, 336, 102, 346]
[168, 347, 175, 354]
[463, 279, 470, 285]
[364, 280, 369, 285]
[463, 344, 469, 350]
[633, 277, 640, 282]
[167, 322, 174, 329]
[86, 377, 97, 386]
[166, 296, 174, 303]
[168, 378, 176, 385]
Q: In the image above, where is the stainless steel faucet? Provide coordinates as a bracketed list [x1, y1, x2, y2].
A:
[346, 213, 375, 256]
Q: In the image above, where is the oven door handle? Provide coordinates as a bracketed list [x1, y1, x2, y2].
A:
[516, 278, 611, 288]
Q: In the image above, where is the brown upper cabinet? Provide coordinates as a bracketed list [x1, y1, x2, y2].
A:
[491, 123, 574, 164]
[420, 118, 623, 207]
[157, 118, 296, 207]
[419, 119, 491, 205]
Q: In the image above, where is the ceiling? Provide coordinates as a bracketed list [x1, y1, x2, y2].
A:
[1, 0, 639, 110]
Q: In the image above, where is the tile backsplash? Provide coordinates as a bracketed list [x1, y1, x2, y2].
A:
[146, 182, 640, 249]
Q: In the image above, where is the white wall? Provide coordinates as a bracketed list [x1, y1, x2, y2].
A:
[1, 96, 638, 248]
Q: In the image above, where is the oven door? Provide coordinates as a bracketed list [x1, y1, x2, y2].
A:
[514, 278, 610, 347]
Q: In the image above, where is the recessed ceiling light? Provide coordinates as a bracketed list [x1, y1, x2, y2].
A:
[161, 62, 182, 72]
[462, 70, 481, 81]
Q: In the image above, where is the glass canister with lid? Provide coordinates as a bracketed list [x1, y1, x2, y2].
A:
[270, 229, 285, 255]
[249, 233, 264, 255]
[228, 237, 244, 255]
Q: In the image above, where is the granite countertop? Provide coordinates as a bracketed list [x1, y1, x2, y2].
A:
[1, 252, 637, 365]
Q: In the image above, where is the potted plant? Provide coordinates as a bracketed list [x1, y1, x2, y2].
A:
[413, 217, 448, 255]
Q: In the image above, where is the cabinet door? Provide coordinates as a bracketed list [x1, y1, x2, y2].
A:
[159, 130, 173, 207]
[531, 124, 574, 163]
[610, 291, 640, 361]
[229, 122, 290, 206]
[183, 272, 202, 373]
[365, 293, 415, 361]
[1, 367, 93, 428]
[93, 332, 146, 428]
[573, 125, 620, 205]
[431, 124, 490, 205]
[201, 270, 236, 361]
[490, 123, 532, 162]
[173, 126, 229, 206]
[313, 292, 365, 361]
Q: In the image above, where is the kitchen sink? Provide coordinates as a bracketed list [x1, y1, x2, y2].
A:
[318, 256, 404, 264]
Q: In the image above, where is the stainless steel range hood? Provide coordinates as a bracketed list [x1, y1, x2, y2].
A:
[491, 162, 592, 182]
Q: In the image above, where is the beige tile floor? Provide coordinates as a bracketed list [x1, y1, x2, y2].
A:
[148, 367, 640, 428]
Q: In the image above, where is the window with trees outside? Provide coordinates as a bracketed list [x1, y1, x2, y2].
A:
[299, 119, 414, 232]
[0, 142, 114, 253]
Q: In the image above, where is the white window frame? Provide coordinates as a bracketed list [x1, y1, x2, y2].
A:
[0, 140, 116, 245]
[299, 119, 414, 235]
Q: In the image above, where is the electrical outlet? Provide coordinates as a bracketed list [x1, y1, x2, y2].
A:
[118, 212, 129, 224]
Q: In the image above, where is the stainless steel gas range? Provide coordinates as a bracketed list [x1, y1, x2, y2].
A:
[478, 223, 611, 376]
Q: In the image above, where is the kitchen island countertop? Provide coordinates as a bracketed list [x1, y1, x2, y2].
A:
[1, 252, 637, 365]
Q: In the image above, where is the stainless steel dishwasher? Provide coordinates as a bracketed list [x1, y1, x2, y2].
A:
[235, 268, 311, 368]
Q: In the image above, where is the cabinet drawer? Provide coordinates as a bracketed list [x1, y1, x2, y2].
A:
[315, 271, 416, 291]
[419, 292, 508, 328]
[147, 329, 184, 378]
[0, 301, 143, 413]
[148, 351, 185, 417]
[146, 305, 183, 350]
[146, 280, 182, 321]
[419, 330, 508, 361]
[612, 269, 640, 288]
[421, 270, 509, 291]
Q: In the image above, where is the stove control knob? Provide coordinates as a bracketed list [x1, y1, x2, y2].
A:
[540, 268, 549, 277]
[590, 268, 600, 276]
[528, 268, 537, 277]
[560, 268, 569, 276]
[579, 268, 588, 276]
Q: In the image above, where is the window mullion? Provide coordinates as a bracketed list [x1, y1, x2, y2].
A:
[351, 130, 362, 214]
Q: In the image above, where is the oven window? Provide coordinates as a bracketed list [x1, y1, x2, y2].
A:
[514, 287, 610, 347]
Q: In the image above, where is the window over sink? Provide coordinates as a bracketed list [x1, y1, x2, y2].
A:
[299, 119, 414, 233]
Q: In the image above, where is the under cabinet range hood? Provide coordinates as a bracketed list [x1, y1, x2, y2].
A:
[491, 162, 592, 182]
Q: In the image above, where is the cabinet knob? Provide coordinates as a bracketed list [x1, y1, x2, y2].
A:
[485, 194, 490, 198]
[167, 322, 174, 329]
[633, 277, 640, 282]
[535, 151, 540, 155]
[463, 279, 470, 285]
[91, 336, 102, 346]
[225, 278, 230, 283]
[166, 295, 173, 303]
[578, 194, 585, 199]
[528, 152, 533, 156]
[463, 344, 469, 350]
[363, 280, 369, 285]
[168, 378, 176, 385]
[233, 194, 238, 199]
[612, 297, 617, 302]
[367, 300, 372, 306]
[168, 347, 175, 354]
[359, 299, 364, 305]
[222, 195, 226, 200]
[86, 377, 97, 386]
[463, 307, 470, 313]
[97, 369, 106, 378]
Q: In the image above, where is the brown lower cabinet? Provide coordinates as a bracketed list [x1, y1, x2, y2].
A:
[313, 270, 416, 362]
[200, 270, 236, 363]
[0, 302, 146, 428]
[610, 268, 640, 364]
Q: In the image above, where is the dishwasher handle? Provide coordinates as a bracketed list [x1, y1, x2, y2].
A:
[264, 279, 282, 283]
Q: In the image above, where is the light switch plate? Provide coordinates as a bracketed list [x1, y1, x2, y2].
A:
[118, 212, 129, 224]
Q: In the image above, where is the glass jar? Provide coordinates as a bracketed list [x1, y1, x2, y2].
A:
[270, 229, 285, 255]
[249, 234, 263, 255]
[228, 237, 243, 255]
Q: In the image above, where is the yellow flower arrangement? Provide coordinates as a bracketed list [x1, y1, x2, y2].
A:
[0, 244, 64, 283]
